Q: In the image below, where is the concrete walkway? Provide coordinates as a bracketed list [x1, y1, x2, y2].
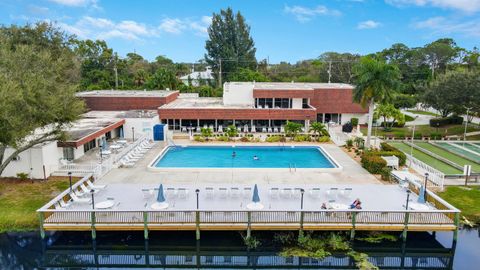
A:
[99, 143, 379, 186]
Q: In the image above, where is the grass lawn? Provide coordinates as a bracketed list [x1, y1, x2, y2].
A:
[414, 142, 480, 172]
[361, 124, 480, 138]
[388, 142, 462, 175]
[0, 177, 70, 233]
[438, 186, 480, 224]
[405, 110, 440, 117]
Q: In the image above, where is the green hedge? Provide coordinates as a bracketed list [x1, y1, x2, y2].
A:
[379, 143, 407, 166]
[429, 115, 463, 127]
[350, 118, 359, 126]
[361, 153, 387, 174]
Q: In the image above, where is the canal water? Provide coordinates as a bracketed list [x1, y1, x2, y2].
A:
[0, 228, 478, 269]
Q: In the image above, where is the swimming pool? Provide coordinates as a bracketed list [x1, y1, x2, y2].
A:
[151, 145, 339, 169]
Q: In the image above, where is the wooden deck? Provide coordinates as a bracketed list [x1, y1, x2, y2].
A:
[37, 174, 460, 239]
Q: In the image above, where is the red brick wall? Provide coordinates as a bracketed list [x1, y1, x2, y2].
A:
[310, 89, 367, 114]
[253, 90, 314, 99]
[82, 92, 179, 111]
[158, 108, 316, 120]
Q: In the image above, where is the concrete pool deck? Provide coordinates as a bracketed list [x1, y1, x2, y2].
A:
[99, 142, 378, 186]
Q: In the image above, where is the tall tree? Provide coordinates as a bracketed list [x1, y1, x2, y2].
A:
[353, 57, 401, 148]
[0, 23, 85, 175]
[421, 38, 461, 78]
[205, 8, 257, 83]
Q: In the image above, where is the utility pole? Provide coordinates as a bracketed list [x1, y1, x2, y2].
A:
[327, 61, 332, 84]
[113, 53, 118, 89]
[218, 58, 222, 87]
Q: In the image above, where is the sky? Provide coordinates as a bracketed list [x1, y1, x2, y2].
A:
[1, 0, 479, 63]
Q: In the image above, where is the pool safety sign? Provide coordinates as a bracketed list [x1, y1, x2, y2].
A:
[463, 165, 472, 176]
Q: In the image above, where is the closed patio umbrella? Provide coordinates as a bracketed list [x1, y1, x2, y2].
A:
[247, 184, 264, 210]
[119, 128, 124, 139]
[151, 184, 169, 209]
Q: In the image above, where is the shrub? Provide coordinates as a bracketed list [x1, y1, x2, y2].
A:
[429, 115, 464, 127]
[350, 118, 359, 126]
[294, 134, 310, 142]
[404, 114, 415, 122]
[413, 132, 422, 139]
[266, 135, 282, 142]
[430, 132, 442, 140]
[217, 136, 229, 142]
[193, 135, 205, 142]
[317, 136, 330, 143]
[360, 153, 387, 174]
[225, 125, 238, 138]
[345, 139, 354, 148]
[380, 167, 392, 182]
[16, 172, 29, 181]
[240, 136, 250, 142]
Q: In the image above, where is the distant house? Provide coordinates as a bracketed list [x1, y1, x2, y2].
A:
[180, 67, 214, 87]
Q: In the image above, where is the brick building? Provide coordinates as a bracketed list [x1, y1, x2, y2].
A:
[157, 82, 368, 132]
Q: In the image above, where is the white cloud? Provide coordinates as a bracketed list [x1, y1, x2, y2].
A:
[48, 0, 98, 8]
[284, 5, 341, 22]
[158, 16, 211, 36]
[357, 20, 381, 29]
[386, 0, 480, 13]
[158, 18, 186, 34]
[413, 16, 480, 37]
[59, 16, 156, 41]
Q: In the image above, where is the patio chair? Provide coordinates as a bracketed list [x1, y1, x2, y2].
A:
[142, 188, 153, 199]
[268, 127, 273, 133]
[205, 187, 215, 199]
[177, 188, 188, 199]
[58, 199, 71, 208]
[181, 127, 187, 132]
[86, 179, 106, 190]
[292, 188, 303, 198]
[120, 160, 135, 167]
[70, 192, 91, 203]
[262, 127, 267, 133]
[196, 127, 201, 133]
[273, 127, 279, 133]
[341, 188, 353, 198]
[269, 187, 279, 199]
[54, 202, 64, 210]
[309, 188, 321, 199]
[326, 188, 338, 200]
[281, 188, 293, 198]
[218, 125, 223, 133]
[73, 188, 87, 197]
[243, 187, 252, 198]
[80, 184, 99, 194]
[209, 125, 214, 131]
[218, 187, 228, 199]
[166, 187, 177, 199]
[251, 125, 256, 133]
[230, 187, 240, 198]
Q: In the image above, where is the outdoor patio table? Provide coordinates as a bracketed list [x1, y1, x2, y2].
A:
[329, 203, 349, 210]
[409, 202, 430, 211]
[95, 200, 115, 209]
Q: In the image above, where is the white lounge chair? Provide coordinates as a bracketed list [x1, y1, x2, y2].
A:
[243, 187, 252, 198]
[269, 188, 279, 199]
[218, 125, 223, 133]
[262, 127, 267, 133]
[70, 192, 91, 203]
[182, 127, 187, 132]
[309, 188, 321, 198]
[121, 160, 135, 167]
[268, 127, 273, 133]
[341, 188, 352, 198]
[281, 188, 293, 198]
[58, 199, 71, 208]
[273, 127, 279, 133]
[80, 184, 99, 194]
[218, 188, 228, 199]
[205, 187, 215, 199]
[230, 187, 240, 198]
[251, 125, 256, 133]
[177, 188, 188, 199]
[87, 180, 106, 190]
[280, 126, 285, 133]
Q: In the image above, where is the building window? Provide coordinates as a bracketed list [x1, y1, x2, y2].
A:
[83, 139, 96, 153]
[63, 147, 74, 161]
[255, 98, 275, 108]
[272, 98, 292, 109]
[302, 98, 309, 109]
[105, 131, 111, 140]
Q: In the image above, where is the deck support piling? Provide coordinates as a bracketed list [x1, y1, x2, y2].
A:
[143, 211, 149, 240]
[195, 211, 200, 240]
[453, 212, 460, 243]
[38, 212, 45, 239]
[144, 239, 150, 266]
[350, 212, 357, 241]
[402, 212, 410, 242]
[247, 212, 252, 238]
[299, 211, 304, 233]
[90, 212, 96, 240]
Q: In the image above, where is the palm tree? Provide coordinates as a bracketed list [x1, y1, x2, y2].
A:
[309, 122, 328, 138]
[353, 57, 400, 148]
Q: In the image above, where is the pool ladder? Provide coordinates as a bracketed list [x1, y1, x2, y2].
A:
[289, 163, 297, 173]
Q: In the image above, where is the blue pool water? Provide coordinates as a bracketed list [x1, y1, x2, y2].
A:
[154, 146, 336, 168]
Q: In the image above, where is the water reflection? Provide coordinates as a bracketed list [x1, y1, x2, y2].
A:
[0, 230, 466, 269]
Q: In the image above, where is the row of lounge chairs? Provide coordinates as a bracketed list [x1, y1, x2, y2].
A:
[205, 187, 252, 199]
[181, 125, 292, 134]
[54, 180, 107, 209]
[269, 187, 353, 199]
[119, 140, 154, 167]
